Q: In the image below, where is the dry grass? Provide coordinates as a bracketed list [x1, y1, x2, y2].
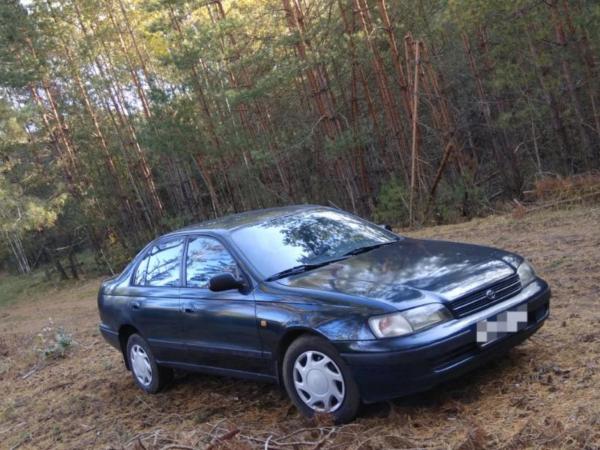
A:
[1, 205, 600, 449]
[527, 172, 600, 205]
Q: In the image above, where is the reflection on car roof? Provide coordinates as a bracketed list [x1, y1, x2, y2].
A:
[169, 204, 328, 235]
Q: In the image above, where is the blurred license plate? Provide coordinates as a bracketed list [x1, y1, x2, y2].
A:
[476, 305, 528, 346]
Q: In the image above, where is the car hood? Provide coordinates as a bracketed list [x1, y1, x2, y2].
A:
[277, 238, 518, 307]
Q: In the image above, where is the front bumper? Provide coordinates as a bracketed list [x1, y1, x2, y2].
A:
[337, 279, 551, 403]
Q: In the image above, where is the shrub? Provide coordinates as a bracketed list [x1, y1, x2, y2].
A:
[373, 178, 410, 227]
[432, 176, 488, 224]
[36, 320, 73, 360]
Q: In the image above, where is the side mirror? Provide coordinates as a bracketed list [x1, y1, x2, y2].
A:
[379, 224, 393, 231]
[209, 273, 246, 292]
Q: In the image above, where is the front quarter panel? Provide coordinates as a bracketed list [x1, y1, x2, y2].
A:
[254, 286, 382, 364]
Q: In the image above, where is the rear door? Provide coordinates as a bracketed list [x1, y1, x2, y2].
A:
[179, 235, 267, 374]
[128, 237, 186, 362]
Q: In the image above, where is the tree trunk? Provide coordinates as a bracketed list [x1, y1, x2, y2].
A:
[409, 41, 421, 226]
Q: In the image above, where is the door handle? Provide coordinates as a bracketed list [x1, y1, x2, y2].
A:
[131, 301, 141, 310]
[183, 304, 199, 314]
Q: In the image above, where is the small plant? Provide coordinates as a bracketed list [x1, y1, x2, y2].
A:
[36, 319, 74, 360]
[0, 357, 10, 375]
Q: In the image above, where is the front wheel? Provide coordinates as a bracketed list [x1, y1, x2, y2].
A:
[282, 335, 360, 423]
[126, 334, 173, 393]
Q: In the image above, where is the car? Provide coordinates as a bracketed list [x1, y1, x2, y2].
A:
[97, 205, 550, 422]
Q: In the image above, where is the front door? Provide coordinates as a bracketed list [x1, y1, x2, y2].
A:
[179, 235, 267, 374]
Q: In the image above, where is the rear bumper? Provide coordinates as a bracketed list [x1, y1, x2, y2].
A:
[99, 324, 121, 350]
[337, 279, 551, 403]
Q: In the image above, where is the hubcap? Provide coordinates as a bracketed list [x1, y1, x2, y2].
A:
[130, 344, 152, 387]
[293, 350, 345, 412]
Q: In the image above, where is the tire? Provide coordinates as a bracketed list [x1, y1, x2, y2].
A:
[282, 335, 360, 423]
[126, 334, 173, 393]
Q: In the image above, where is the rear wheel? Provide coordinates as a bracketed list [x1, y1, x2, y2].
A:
[282, 335, 360, 423]
[126, 334, 173, 393]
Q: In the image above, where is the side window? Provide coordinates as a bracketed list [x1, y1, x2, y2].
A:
[139, 238, 185, 287]
[133, 252, 150, 285]
[185, 237, 240, 288]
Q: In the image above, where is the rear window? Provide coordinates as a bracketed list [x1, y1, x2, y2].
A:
[133, 238, 184, 287]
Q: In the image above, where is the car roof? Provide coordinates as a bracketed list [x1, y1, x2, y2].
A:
[164, 204, 329, 237]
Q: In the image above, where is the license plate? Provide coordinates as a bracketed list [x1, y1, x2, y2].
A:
[476, 304, 528, 346]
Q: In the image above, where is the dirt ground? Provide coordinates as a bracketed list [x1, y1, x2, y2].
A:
[1, 205, 599, 450]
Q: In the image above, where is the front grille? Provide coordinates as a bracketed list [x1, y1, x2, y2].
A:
[449, 274, 522, 318]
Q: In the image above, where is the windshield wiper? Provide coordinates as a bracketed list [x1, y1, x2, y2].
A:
[342, 239, 399, 257]
[265, 239, 400, 282]
[265, 257, 347, 282]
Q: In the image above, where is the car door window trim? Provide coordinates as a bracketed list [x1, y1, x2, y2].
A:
[181, 233, 252, 292]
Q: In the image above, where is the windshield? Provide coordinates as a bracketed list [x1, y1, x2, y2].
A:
[230, 209, 399, 279]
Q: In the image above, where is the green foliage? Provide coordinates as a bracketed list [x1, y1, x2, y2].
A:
[0, 99, 68, 272]
[0, 176, 67, 235]
[36, 320, 73, 359]
[0, 0, 598, 275]
[373, 178, 409, 227]
[432, 177, 489, 224]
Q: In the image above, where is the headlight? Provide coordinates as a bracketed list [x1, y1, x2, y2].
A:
[368, 304, 452, 338]
[517, 260, 536, 286]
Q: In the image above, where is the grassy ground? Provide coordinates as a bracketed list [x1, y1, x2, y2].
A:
[1, 205, 599, 449]
[0, 249, 106, 309]
[0, 271, 53, 309]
